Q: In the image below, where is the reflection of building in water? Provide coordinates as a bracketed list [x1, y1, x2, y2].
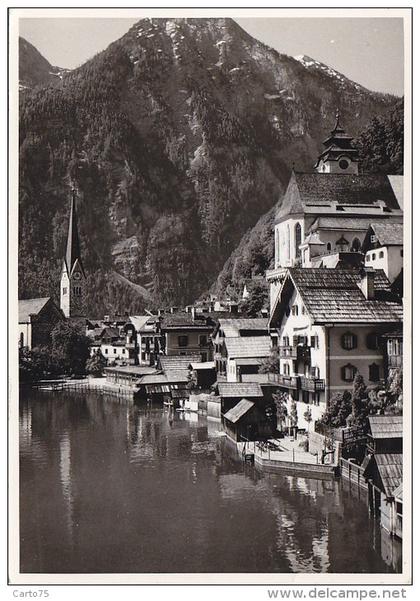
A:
[19, 402, 32, 451]
[59, 431, 74, 546]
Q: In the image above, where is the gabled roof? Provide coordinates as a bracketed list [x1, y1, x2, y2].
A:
[217, 382, 263, 398]
[19, 297, 52, 323]
[139, 372, 188, 385]
[368, 415, 403, 439]
[217, 318, 268, 338]
[223, 399, 255, 424]
[275, 172, 401, 223]
[270, 268, 403, 326]
[224, 336, 272, 359]
[365, 453, 403, 498]
[129, 315, 155, 331]
[364, 222, 404, 248]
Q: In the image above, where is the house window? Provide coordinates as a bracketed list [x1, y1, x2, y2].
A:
[370, 235, 377, 244]
[326, 242, 332, 252]
[283, 363, 290, 376]
[291, 305, 299, 316]
[19, 332, 24, 348]
[366, 333, 380, 350]
[310, 335, 319, 349]
[295, 223, 302, 259]
[285, 306, 291, 317]
[379, 251, 384, 259]
[114, 349, 117, 354]
[351, 237, 361, 252]
[122, 349, 125, 354]
[387, 338, 402, 356]
[105, 348, 108, 354]
[310, 366, 320, 378]
[302, 390, 310, 404]
[302, 306, 306, 315]
[199, 335, 208, 347]
[62, 287, 67, 295]
[342, 364, 357, 382]
[372, 253, 376, 260]
[178, 335, 189, 347]
[365, 255, 370, 263]
[341, 332, 357, 350]
[369, 363, 380, 382]
[73, 286, 81, 296]
[282, 336, 290, 346]
[312, 392, 320, 406]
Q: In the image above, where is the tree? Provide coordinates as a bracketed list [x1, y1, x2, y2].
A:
[303, 407, 312, 431]
[186, 369, 197, 391]
[348, 372, 370, 431]
[385, 368, 403, 414]
[50, 321, 91, 376]
[289, 399, 298, 436]
[19, 346, 55, 382]
[258, 347, 280, 374]
[320, 390, 352, 428]
[273, 391, 288, 432]
[86, 350, 107, 377]
[240, 278, 269, 317]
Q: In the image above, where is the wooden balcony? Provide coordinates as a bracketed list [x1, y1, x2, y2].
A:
[301, 376, 325, 392]
[275, 374, 301, 389]
[279, 345, 297, 359]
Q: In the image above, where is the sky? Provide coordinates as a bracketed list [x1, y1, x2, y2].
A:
[19, 16, 404, 96]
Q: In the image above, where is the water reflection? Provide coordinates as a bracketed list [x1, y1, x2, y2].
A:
[19, 390, 401, 574]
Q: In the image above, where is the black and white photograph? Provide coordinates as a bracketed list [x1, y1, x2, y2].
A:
[7, 5, 412, 587]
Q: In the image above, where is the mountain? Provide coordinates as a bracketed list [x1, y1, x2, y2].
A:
[212, 99, 404, 297]
[18, 18, 399, 314]
[19, 37, 70, 90]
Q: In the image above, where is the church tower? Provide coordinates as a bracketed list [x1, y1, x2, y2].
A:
[60, 189, 86, 318]
[314, 112, 359, 174]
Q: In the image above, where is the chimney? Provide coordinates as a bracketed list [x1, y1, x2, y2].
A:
[358, 268, 375, 300]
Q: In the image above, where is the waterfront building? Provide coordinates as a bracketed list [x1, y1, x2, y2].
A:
[60, 189, 86, 318]
[216, 381, 264, 414]
[222, 399, 270, 442]
[269, 267, 403, 430]
[366, 415, 403, 455]
[160, 311, 214, 361]
[212, 317, 269, 377]
[363, 222, 404, 285]
[18, 297, 64, 349]
[223, 336, 273, 383]
[128, 314, 163, 366]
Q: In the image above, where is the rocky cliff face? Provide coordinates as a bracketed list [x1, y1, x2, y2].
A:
[18, 18, 399, 313]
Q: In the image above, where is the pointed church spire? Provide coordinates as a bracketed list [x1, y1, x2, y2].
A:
[65, 188, 84, 276]
[314, 111, 359, 174]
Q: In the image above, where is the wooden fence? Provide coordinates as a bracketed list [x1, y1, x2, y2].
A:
[340, 457, 368, 491]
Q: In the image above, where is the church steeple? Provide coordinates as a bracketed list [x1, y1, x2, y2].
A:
[65, 188, 84, 277]
[60, 189, 86, 318]
[314, 111, 359, 174]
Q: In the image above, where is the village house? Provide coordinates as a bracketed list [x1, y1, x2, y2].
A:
[223, 336, 273, 383]
[362, 222, 404, 285]
[160, 311, 214, 361]
[128, 314, 162, 366]
[18, 297, 65, 350]
[222, 398, 275, 442]
[269, 267, 403, 431]
[212, 317, 270, 377]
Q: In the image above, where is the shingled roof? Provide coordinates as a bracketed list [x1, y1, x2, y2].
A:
[217, 318, 268, 338]
[217, 382, 263, 398]
[224, 336, 272, 359]
[367, 222, 404, 247]
[159, 355, 201, 372]
[19, 297, 51, 323]
[270, 268, 403, 326]
[365, 453, 403, 498]
[276, 172, 401, 222]
[223, 399, 255, 423]
[368, 416, 403, 439]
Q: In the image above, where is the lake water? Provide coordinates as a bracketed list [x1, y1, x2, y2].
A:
[19, 389, 401, 574]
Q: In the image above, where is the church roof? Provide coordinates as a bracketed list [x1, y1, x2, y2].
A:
[64, 190, 84, 276]
[275, 172, 401, 223]
[315, 114, 360, 168]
